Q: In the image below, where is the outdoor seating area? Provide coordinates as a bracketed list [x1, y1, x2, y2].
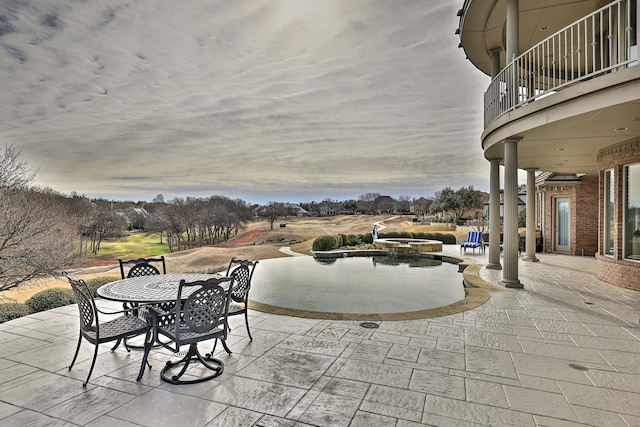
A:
[0, 247, 639, 426]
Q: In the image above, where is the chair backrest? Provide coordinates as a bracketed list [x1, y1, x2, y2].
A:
[66, 275, 99, 335]
[468, 231, 482, 243]
[225, 258, 258, 303]
[172, 276, 234, 346]
[119, 256, 166, 279]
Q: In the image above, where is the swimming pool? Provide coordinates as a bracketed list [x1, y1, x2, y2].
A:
[249, 255, 465, 316]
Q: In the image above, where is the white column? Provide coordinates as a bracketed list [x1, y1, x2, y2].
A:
[506, 0, 519, 62]
[487, 159, 502, 269]
[523, 169, 539, 262]
[502, 138, 522, 288]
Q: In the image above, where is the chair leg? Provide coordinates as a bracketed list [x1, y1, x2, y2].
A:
[220, 339, 232, 355]
[84, 344, 99, 387]
[244, 311, 252, 341]
[161, 344, 224, 385]
[69, 334, 83, 370]
[110, 338, 122, 351]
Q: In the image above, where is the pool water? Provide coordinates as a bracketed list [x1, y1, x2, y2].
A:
[250, 256, 465, 315]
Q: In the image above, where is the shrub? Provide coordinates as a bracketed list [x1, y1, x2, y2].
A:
[0, 303, 30, 323]
[361, 233, 373, 244]
[25, 288, 76, 313]
[312, 235, 340, 251]
[84, 276, 119, 298]
[442, 233, 457, 244]
[346, 234, 361, 246]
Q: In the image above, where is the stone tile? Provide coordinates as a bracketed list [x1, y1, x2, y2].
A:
[532, 319, 593, 336]
[518, 374, 562, 393]
[0, 409, 78, 426]
[586, 368, 640, 393]
[204, 406, 262, 426]
[597, 349, 640, 374]
[359, 399, 422, 423]
[436, 338, 464, 353]
[0, 335, 50, 358]
[348, 342, 390, 362]
[423, 394, 535, 426]
[465, 346, 517, 379]
[298, 391, 360, 427]
[315, 326, 349, 340]
[0, 372, 86, 412]
[285, 389, 320, 420]
[322, 377, 370, 399]
[334, 358, 412, 388]
[253, 414, 295, 426]
[109, 388, 226, 426]
[407, 337, 437, 349]
[379, 320, 429, 335]
[519, 339, 555, 356]
[228, 330, 291, 358]
[369, 331, 411, 346]
[426, 323, 464, 340]
[511, 353, 592, 384]
[549, 343, 609, 364]
[409, 368, 465, 399]
[43, 386, 137, 425]
[571, 405, 629, 427]
[503, 385, 578, 421]
[475, 321, 543, 338]
[416, 348, 465, 370]
[237, 347, 335, 388]
[203, 376, 305, 417]
[277, 334, 349, 357]
[465, 378, 509, 407]
[349, 410, 396, 427]
[365, 384, 425, 411]
[386, 344, 421, 362]
[253, 315, 321, 335]
[0, 400, 22, 420]
[86, 415, 142, 426]
[558, 381, 640, 417]
[464, 329, 522, 352]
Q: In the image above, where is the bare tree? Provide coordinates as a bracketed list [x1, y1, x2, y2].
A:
[0, 144, 37, 190]
[0, 187, 78, 292]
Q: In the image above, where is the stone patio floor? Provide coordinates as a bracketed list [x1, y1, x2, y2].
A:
[0, 247, 639, 426]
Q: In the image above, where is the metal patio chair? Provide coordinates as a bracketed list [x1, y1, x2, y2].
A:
[66, 274, 149, 387]
[206, 257, 258, 358]
[146, 276, 234, 384]
[119, 256, 166, 280]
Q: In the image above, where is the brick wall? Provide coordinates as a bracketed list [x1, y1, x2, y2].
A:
[542, 179, 597, 256]
[596, 139, 640, 290]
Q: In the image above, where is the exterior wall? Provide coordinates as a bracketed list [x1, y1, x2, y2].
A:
[541, 180, 597, 256]
[596, 139, 640, 291]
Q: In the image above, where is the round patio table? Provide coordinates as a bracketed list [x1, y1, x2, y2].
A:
[97, 273, 225, 304]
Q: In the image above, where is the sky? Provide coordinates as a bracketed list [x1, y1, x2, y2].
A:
[0, 0, 496, 205]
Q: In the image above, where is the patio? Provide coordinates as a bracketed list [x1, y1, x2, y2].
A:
[0, 247, 639, 426]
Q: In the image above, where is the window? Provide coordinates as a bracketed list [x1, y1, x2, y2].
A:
[624, 164, 640, 260]
[604, 169, 615, 256]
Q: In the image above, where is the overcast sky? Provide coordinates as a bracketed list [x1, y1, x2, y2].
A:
[0, 0, 496, 205]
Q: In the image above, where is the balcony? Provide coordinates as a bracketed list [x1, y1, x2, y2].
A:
[484, 0, 637, 127]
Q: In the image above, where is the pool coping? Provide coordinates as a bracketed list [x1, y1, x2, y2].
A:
[247, 253, 504, 321]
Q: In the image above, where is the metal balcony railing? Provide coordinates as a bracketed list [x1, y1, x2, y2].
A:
[484, 0, 637, 127]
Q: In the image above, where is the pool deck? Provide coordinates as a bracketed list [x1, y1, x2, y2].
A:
[1, 246, 639, 426]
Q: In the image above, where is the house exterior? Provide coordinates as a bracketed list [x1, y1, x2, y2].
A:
[458, 0, 640, 290]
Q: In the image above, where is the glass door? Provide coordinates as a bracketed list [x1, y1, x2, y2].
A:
[554, 197, 570, 253]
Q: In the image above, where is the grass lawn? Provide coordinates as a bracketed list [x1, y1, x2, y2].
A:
[87, 232, 170, 261]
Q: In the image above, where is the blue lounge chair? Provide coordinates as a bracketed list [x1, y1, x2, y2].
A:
[460, 231, 483, 254]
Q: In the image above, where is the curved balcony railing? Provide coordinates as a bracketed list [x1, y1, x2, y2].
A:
[484, 0, 637, 127]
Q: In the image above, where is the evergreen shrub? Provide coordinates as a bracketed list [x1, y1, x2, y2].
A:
[312, 235, 340, 251]
[0, 303, 30, 323]
[25, 288, 76, 313]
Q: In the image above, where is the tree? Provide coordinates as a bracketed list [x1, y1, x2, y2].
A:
[261, 202, 286, 229]
[430, 186, 483, 223]
[1, 185, 78, 292]
[0, 144, 36, 189]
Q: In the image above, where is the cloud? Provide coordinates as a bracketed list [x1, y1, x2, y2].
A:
[0, 0, 491, 204]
